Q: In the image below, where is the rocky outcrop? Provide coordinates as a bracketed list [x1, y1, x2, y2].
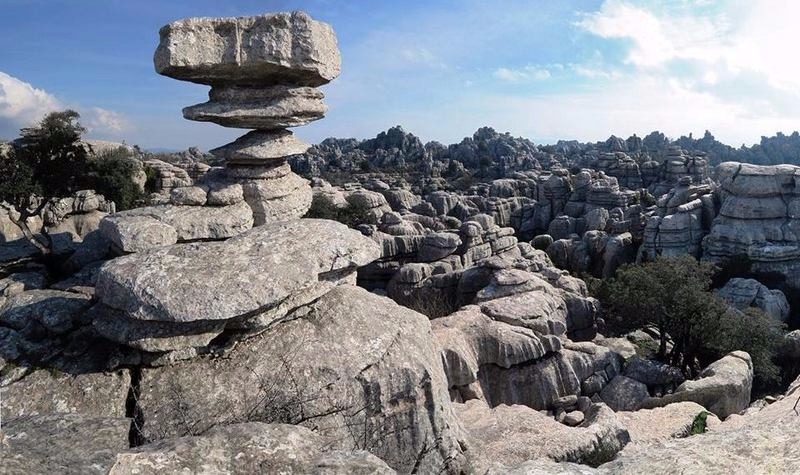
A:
[93, 219, 379, 354]
[642, 351, 753, 419]
[717, 277, 790, 322]
[703, 162, 800, 290]
[108, 423, 392, 474]
[135, 285, 466, 473]
[0, 413, 131, 475]
[458, 400, 629, 472]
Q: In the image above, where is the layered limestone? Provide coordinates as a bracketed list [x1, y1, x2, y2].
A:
[93, 219, 379, 353]
[154, 12, 341, 86]
[703, 162, 800, 289]
[152, 11, 342, 226]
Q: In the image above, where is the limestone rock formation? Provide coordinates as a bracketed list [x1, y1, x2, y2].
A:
[152, 11, 342, 227]
[704, 162, 800, 290]
[134, 285, 466, 473]
[0, 413, 131, 474]
[717, 277, 790, 322]
[642, 351, 753, 419]
[109, 423, 392, 474]
[94, 219, 379, 353]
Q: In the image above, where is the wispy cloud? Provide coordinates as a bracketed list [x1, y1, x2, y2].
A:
[0, 71, 130, 139]
[493, 65, 553, 82]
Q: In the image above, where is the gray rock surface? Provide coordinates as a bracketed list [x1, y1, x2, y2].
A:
[155, 11, 341, 86]
[457, 399, 629, 472]
[135, 285, 466, 473]
[642, 351, 753, 419]
[600, 375, 650, 412]
[184, 85, 327, 129]
[717, 277, 790, 322]
[109, 423, 393, 474]
[2, 369, 130, 418]
[210, 129, 310, 163]
[0, 413, 131, 475]
[96, 219, 379, 323]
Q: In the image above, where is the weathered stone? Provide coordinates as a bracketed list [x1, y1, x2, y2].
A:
[184, 85, 326, 129]
[99, 215, 178, 253]
[155, 11, 341, 86]
[205, 182, 244, 205]
[169, 185, 207, 206]
[210, 129, 310, 163]
[109, 423, 393, 474]
[642, 351, 753, 419]
[717, 277, 790, 322]
[241, 171, 312, 224]
[90, 304, 226, 352]
[0, 413, 131, 475]
[2, 369, 130, 418]
[457, 400, 629, 472]
[0, 289, 92, 335]
[615, 401, 720, 448]
[136, 286, 466, 473]
[100, 201, 253, 251]
[600, 375, 650, 412]
[96, 219, 380, 323]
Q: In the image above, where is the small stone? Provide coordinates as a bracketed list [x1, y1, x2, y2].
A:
[170, 186, 207, 206]
[563, 410, 585, 426]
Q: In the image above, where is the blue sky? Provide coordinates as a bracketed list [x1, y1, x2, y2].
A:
[1, 0, 798, 150]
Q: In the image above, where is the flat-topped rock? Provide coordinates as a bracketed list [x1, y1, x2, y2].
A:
[99, 201, 253, 252]
[184, 85, 326, 129]
[95, 219, 380, 323]
[155, 11, 341, 86]
[210, 129, 310, 163]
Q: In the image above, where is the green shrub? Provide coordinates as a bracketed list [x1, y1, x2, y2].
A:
[689, 411, 708, 435]
[88, 147, 146, 210]
[599, 256, 784, 385]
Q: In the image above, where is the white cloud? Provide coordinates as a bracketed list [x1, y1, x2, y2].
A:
[0, 71, 62, 130]
[83, 107, 131, 135]
[0, 71, 130, 139]
[493, 65, 553, 82]
[568, 0, 800, 144]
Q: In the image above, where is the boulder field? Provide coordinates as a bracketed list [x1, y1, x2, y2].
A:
[0, 9, 796, 475]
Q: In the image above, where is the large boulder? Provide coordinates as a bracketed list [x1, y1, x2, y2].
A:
[95, 219, 379, 324]
[642, 351, 753, 419]
[109, 423, 392, 474]
[458, 400, 629, 472]
[135, 285, 466, 473]
[155, 11, 341, 87]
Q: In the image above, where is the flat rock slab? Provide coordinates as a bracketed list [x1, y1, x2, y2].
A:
[155, 11, 341, 86]
[184, 85, 326, 129]
[0, 413, 131, 475]
[210, 129, 310, 163]
[95, 219, 380, 323]
[2, 368, 131, 418]
[108, 422, 393, 474]
[99, 201, 253, 252]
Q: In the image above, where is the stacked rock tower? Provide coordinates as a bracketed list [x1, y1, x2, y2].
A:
[155, 11, 341, 224]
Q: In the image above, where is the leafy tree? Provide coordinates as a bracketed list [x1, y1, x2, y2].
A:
[88, 147, 146, 211]
[598, 256, 784, 384]
[0, 110, 92, 254]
